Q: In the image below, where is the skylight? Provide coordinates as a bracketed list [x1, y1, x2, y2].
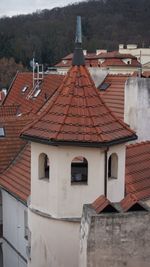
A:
[33, 88, 41, 98]
[22, 85, 29, 93]
[0, 127, 5, 137]
[98, 82, 110, 91]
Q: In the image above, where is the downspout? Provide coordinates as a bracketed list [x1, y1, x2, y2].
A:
[104, 147, 109, 197]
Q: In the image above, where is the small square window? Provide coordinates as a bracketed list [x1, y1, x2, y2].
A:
[0, 127, 5, 137]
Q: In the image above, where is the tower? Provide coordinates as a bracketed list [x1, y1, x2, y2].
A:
[21, 17, 137, 267]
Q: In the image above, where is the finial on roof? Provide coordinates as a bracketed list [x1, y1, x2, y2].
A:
[72, 16, 85, 66]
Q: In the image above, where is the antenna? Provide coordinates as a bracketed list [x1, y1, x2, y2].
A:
[26, 58, 44, 99]
[72, 16, 85, 66]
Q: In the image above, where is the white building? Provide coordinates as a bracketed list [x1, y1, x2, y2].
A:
[21, 23, 137, 266]
[0, 144, 30, 267]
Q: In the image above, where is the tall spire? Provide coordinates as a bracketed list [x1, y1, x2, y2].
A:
[72, 16, 85, 66]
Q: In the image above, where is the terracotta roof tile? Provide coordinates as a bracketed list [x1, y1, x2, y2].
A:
[0, 115, 29, 173]
[92, 195, 118, 213]
[56, 51, 140, 68]
[22, 66, 136, 146]
[0, 143, 30, 202]
[125, 141, 150, 201]
[99, 74, 129, 120]
[3, 72, 64, 115]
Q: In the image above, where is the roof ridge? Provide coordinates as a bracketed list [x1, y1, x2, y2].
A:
[127, 140, 150, 149]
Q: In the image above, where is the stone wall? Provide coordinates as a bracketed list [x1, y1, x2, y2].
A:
[80, 205, 150, 267]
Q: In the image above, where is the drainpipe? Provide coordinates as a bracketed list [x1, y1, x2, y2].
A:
[104, 147, 109, 197]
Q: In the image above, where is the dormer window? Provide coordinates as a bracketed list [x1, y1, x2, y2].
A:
[33, 82, 42, 98]
[22, 85, 29, 93]
[71, 157, 88, 184]
[108, 153, 118, 179]
[39, 153, 50, 180]
[0, 127, 5, 137]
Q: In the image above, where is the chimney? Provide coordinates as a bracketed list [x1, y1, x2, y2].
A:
[96, 49, 107, 55]
[83, 50, 87, 56]
[119, 44, 124, 49]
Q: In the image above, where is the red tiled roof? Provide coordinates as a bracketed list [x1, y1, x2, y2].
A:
[22, 65, 136, 146]
[0, 143, 30, 202]
[99, 51, 136, 59]
[56, 52, 140, 68]
[3, 72, 64, 115]
[0, 115, 29, 173]
[120, 193, 138, 211]
[92, 195, 118, 213]
[126, 141, 150, 201]
[0, 105, 19, 117]
[99, 74, 129, 120]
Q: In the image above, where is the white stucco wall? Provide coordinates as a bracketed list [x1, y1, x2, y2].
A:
[2, 190, 27, 266]
[3, 241, 26, 267]
[124, 77, 150, 141]
[107, 144, 126, 202]
[28, 209, 80, 267]
[119, 46, 150, 65]
[31, 142, 126, 218]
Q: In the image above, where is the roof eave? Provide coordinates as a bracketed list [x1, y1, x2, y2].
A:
[21, 133, 138, 148]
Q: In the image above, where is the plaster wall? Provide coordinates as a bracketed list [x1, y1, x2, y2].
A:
[31, 143, 125, 218]
[3, 241, 26, 267]
[2, 190, 27, 263]
[28, 209, 80, 267]
[107, 145, 126, 202]
[80, 207, 150, 267]
[124, 77, 150, 141]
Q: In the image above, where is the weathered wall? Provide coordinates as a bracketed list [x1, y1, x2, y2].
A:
[31, 142, 125, 218]
[80, 206, 150, 267]
[2, 190, 27, 267]
[28, 209, 80, 267]
[124, 77, 150, 141]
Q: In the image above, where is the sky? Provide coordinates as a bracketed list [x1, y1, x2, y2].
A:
[0, 0, 85, 17]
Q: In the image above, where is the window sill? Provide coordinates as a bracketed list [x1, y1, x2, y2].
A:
[71, 181, 88, 185]
[108, 176, 117, 180]
[39, 177, 49, 182]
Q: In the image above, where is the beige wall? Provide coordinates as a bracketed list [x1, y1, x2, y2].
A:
[31, 142, 125, 218]
[28, 209, 80, 267]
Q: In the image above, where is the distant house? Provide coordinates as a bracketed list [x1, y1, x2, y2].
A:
[55, 50, 141, 75]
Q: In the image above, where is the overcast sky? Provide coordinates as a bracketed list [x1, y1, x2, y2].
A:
[0, 0, 85, 17]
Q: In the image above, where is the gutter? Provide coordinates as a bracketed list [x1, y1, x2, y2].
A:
[104, 147, 109, 197]
[21, 133, 137, 148]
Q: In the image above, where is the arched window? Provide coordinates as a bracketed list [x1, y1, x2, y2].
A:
[71, 157, 88, 184]
[39, 153, 50, 180]
[108, 153, 118, 179]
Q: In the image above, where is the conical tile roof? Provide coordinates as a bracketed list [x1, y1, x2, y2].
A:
[21, 65, 137, 147]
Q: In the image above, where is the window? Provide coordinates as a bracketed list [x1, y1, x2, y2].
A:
[108, 153, 118, 179]
[39, 153, 50, 180]
[22, 85, 28, 93]
[0, 127, 5, 137]
[98, 82, 110, 91]
[71, 157, 88, 184]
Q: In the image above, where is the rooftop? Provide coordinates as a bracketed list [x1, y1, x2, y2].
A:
[22, 65, 136, 146]
[126, 141, 150, 201]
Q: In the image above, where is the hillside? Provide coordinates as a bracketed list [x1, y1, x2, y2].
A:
[0, 0, 150, 68]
